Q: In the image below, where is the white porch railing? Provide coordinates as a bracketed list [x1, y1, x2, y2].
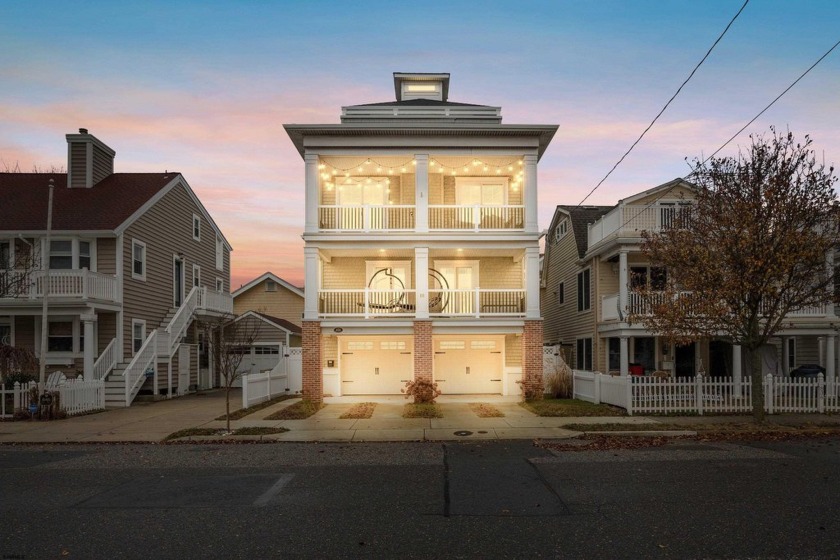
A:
[318, 288, 526, 318]
[428, 205, 524, 230]
[197, 286, 234, 314]
[164, 287, 201, 355]
[429, 289, 526, 317]
[588, 204, 693, 248]
[92, 338, 118, 380]
[573, 371, 840, 415]
[319, 205, 415, 231]
[124, 329, 157, 406]
[1, 269, 119, 302]
[319, 289, 417, 317]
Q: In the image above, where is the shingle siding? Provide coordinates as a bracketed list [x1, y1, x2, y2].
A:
[233, 281, 304, 328]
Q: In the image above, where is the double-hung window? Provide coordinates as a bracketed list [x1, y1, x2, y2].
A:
[132, 240, 146, 281]
[577, 269, 591, 312]
[576, 338, 593, 371]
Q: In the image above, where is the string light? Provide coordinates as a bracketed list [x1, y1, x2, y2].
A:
[314, 156, 527, 183]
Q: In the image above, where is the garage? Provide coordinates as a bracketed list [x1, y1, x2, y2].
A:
[232, 344, 283, 387]
[340, 336, 414, 394]
[433, 335, 504, 394]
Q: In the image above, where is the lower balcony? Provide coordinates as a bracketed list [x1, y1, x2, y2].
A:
[1, 269, 120, 304]
[319, 288, 527, 319]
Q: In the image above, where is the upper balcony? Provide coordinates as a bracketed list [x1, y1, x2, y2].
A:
[307, 154, 537, 235]
[0, 269, 120, 305]
[588, 203, 693, 251]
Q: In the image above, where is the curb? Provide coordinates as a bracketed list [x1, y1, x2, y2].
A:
[583, 430, 697, 437]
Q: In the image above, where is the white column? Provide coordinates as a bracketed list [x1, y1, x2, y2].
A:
[303, 247, 320, 320]
[304, 153, 320, 234]
[523, 154, 538, 233]
[618, 250, 628, 320]
[525, 247, 541, 319]
[732, 344, 742, 388]
[781, 336, 790, 375]
[415, 154, 429, 233]
[414, 247, 429, 319]
[827, 251, 835, 317]
[620, 336, 629, 376]
[81, 313, 97, 379]
[827, 335, 836, 383]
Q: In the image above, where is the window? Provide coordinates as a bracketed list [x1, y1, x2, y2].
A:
[337, 177, 388, 206]
[455, 177, 507, 206]
[577, 269, 591, 312]
[553, 219, 568, 243]
[47, 321, 73, 352]
[49, 240, 73, 269]
[265, 279, 277, 292]
[193, 264, 201, 288]
[576, 338, 593, 371]
[0, 240, 11, 269]
[132, 320, 146, 355]
[630, 267, 667, 290]
[0, 321, 10, 345]
[192, 214, 201, 241]
[787, 338, 796, 372]
[380, 341, 406, 350]
[347, 341, 373, 350]
[216, 235, 224, 270]
[470, 340, 496, 350]
[556, 281, 565, 304]
[216, 277, 224, 292]
[254, 345, 279, 355]
[132, 240, 146, 280]
[439, 340, 465, 350]
[608, 338, 620, 371]
[78, 241, 91, 270]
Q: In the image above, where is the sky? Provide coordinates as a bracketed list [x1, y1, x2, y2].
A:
[2, 0, 839, 289]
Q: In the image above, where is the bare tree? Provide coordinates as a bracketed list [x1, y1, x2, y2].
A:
[197, 313, 260, 432]
[1, 160, 65, 173]
[634, 129, 839, 421]
[1, 238, 40, 299]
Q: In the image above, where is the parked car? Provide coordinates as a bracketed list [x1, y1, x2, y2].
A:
[790, 364, 826, 378]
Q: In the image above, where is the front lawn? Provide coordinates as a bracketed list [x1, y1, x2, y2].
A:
[265, 400, 325, 420]
[216, 394, 297, 421]
[403, 403, 443, 418]
[520, 398, 626, 417]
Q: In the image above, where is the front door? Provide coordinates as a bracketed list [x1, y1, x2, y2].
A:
[173, 257, 184, 307]
[674, 342, 695, 377]
[436, 261, 479, 315]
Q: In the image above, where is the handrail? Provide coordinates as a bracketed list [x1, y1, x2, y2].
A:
[166, 286, 200, 349]
[91, 338, 117, 380]
[123, 329, 157, 406]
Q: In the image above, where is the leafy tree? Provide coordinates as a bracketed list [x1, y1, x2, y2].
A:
[197, 313, 259, 432]
[635, 129, 838, 421]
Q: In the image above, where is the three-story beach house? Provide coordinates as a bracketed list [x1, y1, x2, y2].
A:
[284, 72, 557, 400]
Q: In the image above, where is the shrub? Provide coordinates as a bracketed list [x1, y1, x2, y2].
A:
[402, 378, 442, 404]
[0, 344, 37, 387]
[544, 361, 573, 399]
[2, 371, 36, 389]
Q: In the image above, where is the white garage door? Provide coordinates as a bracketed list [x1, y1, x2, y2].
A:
[232, 344, 283, 387]
[341, 336, 413, 395]
[433, 336, 503, 394]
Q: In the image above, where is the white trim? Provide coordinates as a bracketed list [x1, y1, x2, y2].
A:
[433, 259, 480, 290]
[234, 310, 300, 336]
[131, 319, 146, 356]
[231, 272, 304, 298]
[215, 234, 224, 270]
[454, 176, 509, 206]
[193, 264, 201, 288]
[577, 267, 591, 312]
[131, 239, 146, 281]
[192, 213, 201, 242]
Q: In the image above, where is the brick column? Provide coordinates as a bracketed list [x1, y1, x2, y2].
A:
[521, 320, 544, 399]
[301, 320, 322, 402]
[413, 320, 433, 383]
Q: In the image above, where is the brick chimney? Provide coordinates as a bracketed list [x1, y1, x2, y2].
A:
[66, 128, 116, 188]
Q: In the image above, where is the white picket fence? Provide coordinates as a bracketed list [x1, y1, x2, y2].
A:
[0, 379, 106, 418]
[240, 348, 302, 409]
[573, 371, 840, 415]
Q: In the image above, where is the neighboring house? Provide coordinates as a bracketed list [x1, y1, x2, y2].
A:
[232, 272, 304, 331]
[0, 129, 233, 406]
[541, 178, 837, 381]
[226, 310, 302, 388]
[284, 72, 557, 399]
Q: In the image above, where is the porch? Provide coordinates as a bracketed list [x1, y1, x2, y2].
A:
[0, 269, 120, 304]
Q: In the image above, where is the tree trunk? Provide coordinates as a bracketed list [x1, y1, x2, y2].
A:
[748, 346, 765, 423]
[225, 385, 231, 432]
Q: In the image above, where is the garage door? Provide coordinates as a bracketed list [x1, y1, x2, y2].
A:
[434, 336, 503, 394]
[232, 345, 283, 387]
[341, 336, 413, 395]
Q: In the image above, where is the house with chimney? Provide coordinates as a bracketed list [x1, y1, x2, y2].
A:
[0, 129, 233, 406]
[284, 72, 557, 400]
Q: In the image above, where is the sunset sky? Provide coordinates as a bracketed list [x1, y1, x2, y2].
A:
[2, 0, 839, 289]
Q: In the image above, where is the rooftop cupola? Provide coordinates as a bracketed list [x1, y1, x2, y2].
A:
[65, 128, 116, 188]
[393, 72, 450, 102]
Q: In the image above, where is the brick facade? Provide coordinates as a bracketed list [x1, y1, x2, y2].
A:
[301, 320, 323, 402]
[413, 320, 433, 383]
[521, 319, 544, 399]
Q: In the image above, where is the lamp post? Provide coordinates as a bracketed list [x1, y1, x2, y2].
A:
[38, 179, 54, 384]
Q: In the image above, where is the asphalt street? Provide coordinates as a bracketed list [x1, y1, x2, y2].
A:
[1, 438, 839, 559]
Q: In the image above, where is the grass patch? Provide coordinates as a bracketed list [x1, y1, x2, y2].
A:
[340, 402, 376, 419]
[469, 403, 505, 418]
[164, 427, 222, 441]
[232, 426, 289, 436]
[265, 400, 325, 420]
[215, 394, 297, 421]
[520, 398, 626, 417]
[403, 403, 443, 418]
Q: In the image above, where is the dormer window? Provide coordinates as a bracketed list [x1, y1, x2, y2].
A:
[394, 73, 449, 102]
[265, 279, 277, 292]
[554, 219, 569, 243]
[401, 82, 442, 101]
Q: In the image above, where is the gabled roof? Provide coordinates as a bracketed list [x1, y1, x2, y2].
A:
[232, 272, 305, 299]
[0, 173, 173, 231]
[557, 205, 614, 259]
[618, 177, 696, 206]
[236, 310, 302, 335]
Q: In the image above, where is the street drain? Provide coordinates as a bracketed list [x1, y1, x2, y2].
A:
[454, 431, 473, 437]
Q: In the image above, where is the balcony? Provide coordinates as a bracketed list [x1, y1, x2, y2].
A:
[319, 205, 415, 231]
[316, 204, 525, 232]
[588, 204, 692, 249]
[601, 291, 830, 321]
[428, 205, 524, 231]
[1, 269, 120, 304]
[318, 288, 526, 319]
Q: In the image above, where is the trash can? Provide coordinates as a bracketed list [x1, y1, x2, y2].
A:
[629, 363, 644, 376]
